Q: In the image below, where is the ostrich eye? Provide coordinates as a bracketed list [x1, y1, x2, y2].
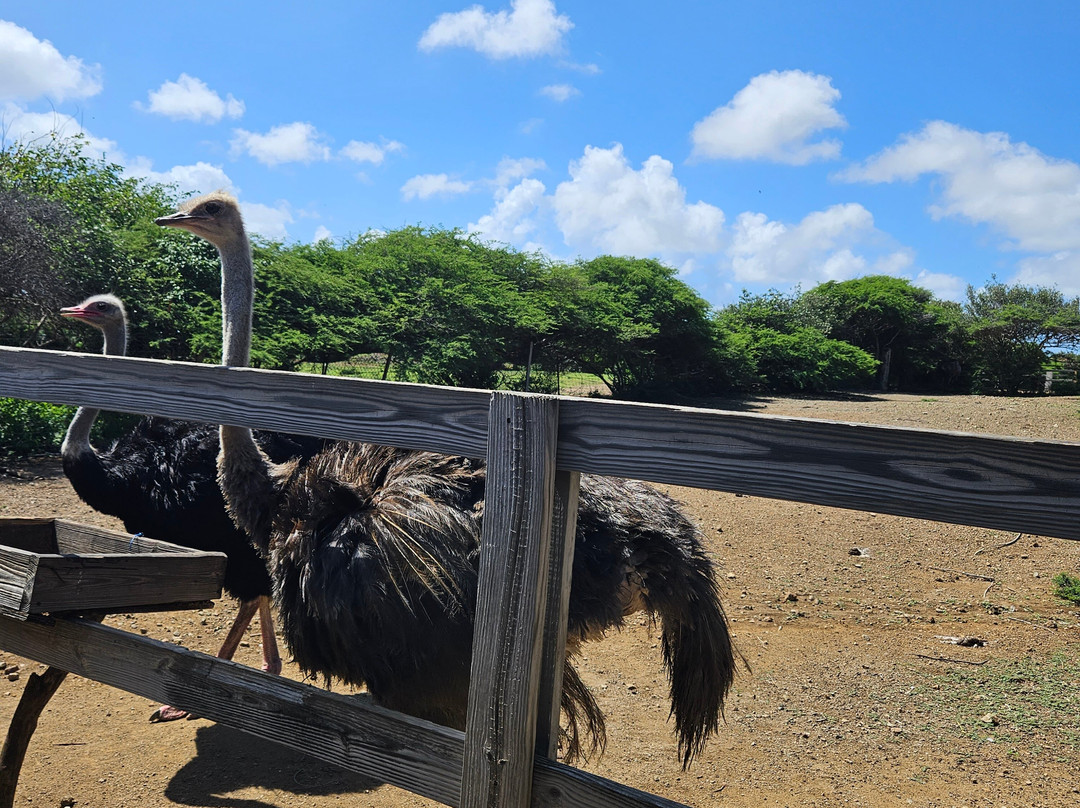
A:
[95, 302, 108, 311]
[204, 201, 222, 215]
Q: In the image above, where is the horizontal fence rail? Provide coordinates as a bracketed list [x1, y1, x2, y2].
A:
[2, 346, 1080, 540]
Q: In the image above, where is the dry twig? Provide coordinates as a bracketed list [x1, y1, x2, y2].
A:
[973, 532, 1022, 558]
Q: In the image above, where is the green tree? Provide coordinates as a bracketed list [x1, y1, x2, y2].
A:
[559, 256, 726, 400]
[965, 280, 1080, 394]
[801, 276, 942, 390]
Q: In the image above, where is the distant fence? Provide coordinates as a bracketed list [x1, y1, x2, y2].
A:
[1, 344, 1079, 808]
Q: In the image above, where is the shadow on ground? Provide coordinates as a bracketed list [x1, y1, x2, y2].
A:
[164, 723, 383, 808]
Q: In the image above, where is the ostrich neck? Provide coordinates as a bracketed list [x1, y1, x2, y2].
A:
[61, 319, 127, 459]
[217, 233, 281, 548]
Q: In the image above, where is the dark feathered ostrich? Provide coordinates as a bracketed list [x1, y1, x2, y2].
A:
[156, 192, 739, 766]
[59, 293, 324, 722]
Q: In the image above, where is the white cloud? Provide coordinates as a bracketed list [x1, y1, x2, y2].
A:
[312, 225, 333, 244]
[230, 122, 331, 166]
[842, 121, 1080, 254]
[1013, 252, 1080, 297]
[728, 204, 913, 287]
[519, 117, 543, 135]
[137, 74, 244, 123]
[340, 139, 405, 165]
[401, 173, 473, 201]
[241, 201, 293, 241]
[691, 70, 846, 165]
[491, 156, 546, 189]
[557, 60, 600, 75]
[0, 103, 117, 156]
[0, 20, 101, 102]
[418, 0, 572, 59]
[911, 269, 968, 302]
[469, 177, 547, 243]
[552, 143, 725, 256]
[125, 157, 235, 196]
[539, 83, 579, 102]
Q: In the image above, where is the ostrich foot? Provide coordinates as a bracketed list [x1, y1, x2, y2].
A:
[148, 704, 195, 722]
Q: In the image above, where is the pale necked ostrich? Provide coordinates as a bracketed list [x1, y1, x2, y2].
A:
[156, 192, 739, 765]
[59, 293, 324, 721]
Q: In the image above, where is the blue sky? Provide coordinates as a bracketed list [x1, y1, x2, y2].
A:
[3, 1, 1080, 308]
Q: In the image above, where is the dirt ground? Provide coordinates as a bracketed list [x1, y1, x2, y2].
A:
[1, 393, 1078, 808]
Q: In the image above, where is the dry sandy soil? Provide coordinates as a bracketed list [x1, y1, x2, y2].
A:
[1, 393, 1078, 808]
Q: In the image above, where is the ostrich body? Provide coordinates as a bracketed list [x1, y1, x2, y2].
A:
[59, 294, 323, 721]
[157, 193, 738, 765]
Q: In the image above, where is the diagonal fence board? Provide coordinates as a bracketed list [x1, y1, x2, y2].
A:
[3, 346, 1079, 539]
[0, 615, 690, 808]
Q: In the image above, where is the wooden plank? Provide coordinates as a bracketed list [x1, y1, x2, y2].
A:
[30, 554, 225, 611]
[0, 347, 491, 460]
[536, 471, 580, 760]
[0, 549, 35, 620]
[53, 520, 204, 555]
[5, 346, 1079, 538]
[462, 393, 560, 808]
[0, 615, 689, 808]
[557, 397, 1080, 540]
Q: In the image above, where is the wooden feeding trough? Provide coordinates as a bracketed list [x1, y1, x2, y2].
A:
[0, 517, 227, 806]
[0, 517, 227, 618]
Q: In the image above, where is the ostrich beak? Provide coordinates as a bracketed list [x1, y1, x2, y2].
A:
[60, 305, 92, 319]
[155, 210, 203, 229]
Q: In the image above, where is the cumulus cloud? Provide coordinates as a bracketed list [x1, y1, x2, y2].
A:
[0, 103, 117, 156]
[842, 121, 1080, 254]
[728, 203, 913, 287]
[340, 139, 405, 165]
[137, 74, 244, 123]
[691, 70, 846, 164]
[491, 156, 546, 189]
[312, 225, 333, 244]
[401, 173, 474, 200]
[539, 83, 579, 102]
[552, 143, 725, 256]
[125, 157, 235, 196]
[241, 201, 293, 241]
[418, 0, 572, 59]
[469, 177, 547, 244]
[230, 122, 331, 166]
[0, 20, 102, 102]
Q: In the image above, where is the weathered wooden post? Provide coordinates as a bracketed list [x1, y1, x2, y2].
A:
[461, 392, 563, 807]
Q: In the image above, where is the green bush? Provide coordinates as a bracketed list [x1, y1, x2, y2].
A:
[0, 397, 74, 456]
[1052, 572, 1080, 606]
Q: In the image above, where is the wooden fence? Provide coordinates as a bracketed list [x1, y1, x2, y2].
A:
[1, 344, 1079, 808]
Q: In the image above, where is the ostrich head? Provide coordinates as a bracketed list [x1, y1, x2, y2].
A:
[154, 192, 246, 249]
[61, 293, 128, 353]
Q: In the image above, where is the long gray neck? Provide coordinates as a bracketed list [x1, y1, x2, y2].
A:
[219, 237, 252, 368]
[216, 231, 281, 546]
[61, 318, 127, 459]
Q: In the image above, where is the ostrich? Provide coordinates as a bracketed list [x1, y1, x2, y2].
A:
[156, 192, 739, 766]
[59, 293, 324, 722]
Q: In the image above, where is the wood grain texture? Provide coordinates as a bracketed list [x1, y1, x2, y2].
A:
[463, 393, 560, 808]
[0, 347, 490, 459]
[0, 616, 689, 808]
[30, 554, 225, 611]
[536, 470, 580, 760]
[3, 347, 1078, 538]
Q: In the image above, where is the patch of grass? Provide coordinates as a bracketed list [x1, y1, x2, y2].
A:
[1052, 572, 1080, 606]
[916, 651, 1080, 752]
